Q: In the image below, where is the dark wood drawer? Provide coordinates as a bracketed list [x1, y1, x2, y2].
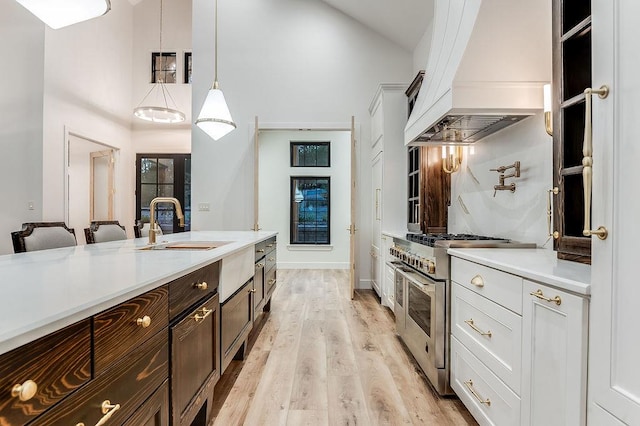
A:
[253, 261, 265, 314]
[264, 237, 276, 254]
[266, 266, 277, 296]
[169, 261, 220, 320]
[0, 319, 91, 426]
[265, 251, 277, 272]
[254, 240, 266, 262]
[171, 294, 219, 426]
[94, 285, 168, 374]
[33, 330, 169, 426]
[221, 280, 253, 364]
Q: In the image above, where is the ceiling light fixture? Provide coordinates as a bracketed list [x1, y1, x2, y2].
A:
[195, 0, 236, 140]
[15, 0, 111, 29]
[133, 0, 185, 124]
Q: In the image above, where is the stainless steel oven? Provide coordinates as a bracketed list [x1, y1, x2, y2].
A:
[394, 266, 407, 338]
[396, 267, 446, 392]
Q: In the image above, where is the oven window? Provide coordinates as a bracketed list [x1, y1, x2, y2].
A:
[408, 283, 431, 337]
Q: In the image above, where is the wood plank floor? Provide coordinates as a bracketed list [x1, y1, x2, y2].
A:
[211, 269, 477, 426]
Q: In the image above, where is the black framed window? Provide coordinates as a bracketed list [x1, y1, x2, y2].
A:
[151, 52, 177, 83]
[290, 142, 330, 167]
[184, 52, 192, 84]
[136, 154, 191, 234]
[290, 177, 330, 244]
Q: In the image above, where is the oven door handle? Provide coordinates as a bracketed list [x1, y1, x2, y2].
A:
[407, 278, 436, 295]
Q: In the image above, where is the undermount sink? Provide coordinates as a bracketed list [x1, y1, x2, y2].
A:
[138, 241, 231, 251]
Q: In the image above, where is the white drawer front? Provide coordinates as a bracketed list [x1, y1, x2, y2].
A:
[451, 337, 521, 426]
[451, 257, 523, 314]
[452, 283, 522, 393]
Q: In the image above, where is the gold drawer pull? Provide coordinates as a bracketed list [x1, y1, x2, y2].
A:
[464, 319, 492, 338]
[470, 274, 484, 287]
[268, 257, 276, 262]
[266, 243, 274, 248]
[464, 379, 491, 406]
[194, 281, 208, 290]
[256, 263, 265, 268]
[95, 400, 121, 426]
[257, 249, 265, 253]
[11, 380, 37, 401]
[530, 289, 562, 306]
[268, 279, 276, 285]
[136, 315, 151, 328]
[194, 307, 213, 322]
[249, 288, 257, 293]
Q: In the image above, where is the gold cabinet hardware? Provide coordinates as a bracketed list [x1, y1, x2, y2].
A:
[470, 275, 485, 287]
[95, 400, 121, 426]
[266, 243, 274, 248]
[530, 289, 562, 306]
[194, 282, 208, 290]
[547, 187, 560, 239]
[194, 307, 213, 322]
[256, 262, 265, 268]
[464, 379, 491, 406]
[257, 248, 265, 253]
[268, 257, 275, 261]
[268, 279, 276, 285]
[582, 85, 609, 240]
[346, 225, 357, 234]
[249, 288, 257, 293]
[464, 319, 492, 337]
[136, 315, 151, 328]
[11, 380, 37, 401]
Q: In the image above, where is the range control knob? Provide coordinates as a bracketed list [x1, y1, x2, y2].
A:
[427, 261, 436, 274]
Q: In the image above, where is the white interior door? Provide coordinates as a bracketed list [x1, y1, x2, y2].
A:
[90, 150, 114, 221]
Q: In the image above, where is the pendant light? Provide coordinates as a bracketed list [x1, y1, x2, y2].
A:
[195, 0, 236, 140]
[133, 0, 186, 124]
[15, 0, 111, 29]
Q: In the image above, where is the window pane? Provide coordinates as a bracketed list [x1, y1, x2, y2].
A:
[158, 184, 174, 198]
[158, 159, 174, 184]
[141, 184, 157, 209]
[291, 142, 330, 167]
[141, 158, 158, 184]
[291, 177, 330, 244]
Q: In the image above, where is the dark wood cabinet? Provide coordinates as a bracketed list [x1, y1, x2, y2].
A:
[170, 294, 219, 426]
[0, 320, 91, 426]
[221, 280, 253, 373]
[124, 380, 169, 426]
[552, 0, 592, 263]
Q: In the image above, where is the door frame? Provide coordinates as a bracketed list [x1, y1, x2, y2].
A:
[252, 119, 360, 296]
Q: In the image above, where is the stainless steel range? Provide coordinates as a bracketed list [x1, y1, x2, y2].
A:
[390, 233, 535, 395]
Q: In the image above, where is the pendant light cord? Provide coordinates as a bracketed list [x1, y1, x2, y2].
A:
[214, 0, 219, 87]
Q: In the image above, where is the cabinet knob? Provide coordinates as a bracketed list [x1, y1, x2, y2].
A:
[96, 400, 121, 425]
[470, 274, 485, 287]
[250, 288, 257, 293]
[11, 380, 37, 401]
[268, 279, 276, 285]
[136, 315, 151, 328]
[194, 282, 208, 290]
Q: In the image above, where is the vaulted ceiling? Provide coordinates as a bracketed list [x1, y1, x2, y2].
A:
[129, 0, 434, 52]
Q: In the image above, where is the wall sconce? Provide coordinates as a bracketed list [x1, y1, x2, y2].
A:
[544, 84, 553, 136]
[442, 146, 464, 174]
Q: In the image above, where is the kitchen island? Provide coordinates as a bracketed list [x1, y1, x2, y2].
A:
[0, 230, 276, 426]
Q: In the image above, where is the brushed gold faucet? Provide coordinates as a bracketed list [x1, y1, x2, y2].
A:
[148, 197, 185, 244]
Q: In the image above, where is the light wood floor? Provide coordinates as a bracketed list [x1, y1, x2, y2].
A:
[211, 269, 477, 426]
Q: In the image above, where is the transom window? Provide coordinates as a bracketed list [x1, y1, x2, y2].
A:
[151, 52, 177, 83]
[290, 177, 330, 244]
[290, 142, 330, 167]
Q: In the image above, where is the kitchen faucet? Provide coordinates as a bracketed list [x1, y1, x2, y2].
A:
[491, 161, 521, 197]
[148, 197, 185, 244]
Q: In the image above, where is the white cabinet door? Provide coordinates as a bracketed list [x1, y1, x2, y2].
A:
[521, 280, 588, 426]
[589, 0, 640, 424]
[370, 151, 383, 296]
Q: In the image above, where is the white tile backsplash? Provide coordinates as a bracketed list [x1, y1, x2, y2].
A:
[449, 112, 554, 248]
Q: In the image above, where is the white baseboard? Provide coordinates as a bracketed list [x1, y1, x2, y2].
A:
[277, 262, 350, 270]
[358, 279, 373, 290]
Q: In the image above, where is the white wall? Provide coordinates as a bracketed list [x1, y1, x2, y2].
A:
[42, 0, 136, 235]
[0, 1, 45, 254]
[259, 130, 351, 269]
[449, 113, 553, 247]
[192, 0, 413, 286]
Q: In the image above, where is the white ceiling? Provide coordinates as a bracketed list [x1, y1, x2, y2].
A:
[128, 0, 434, 52]
[320, 0, 434, 51]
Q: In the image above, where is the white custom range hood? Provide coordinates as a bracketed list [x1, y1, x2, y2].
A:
[405, 0, 551, 145]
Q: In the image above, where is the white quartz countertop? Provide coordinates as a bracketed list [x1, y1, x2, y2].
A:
[447, 247, 591, 296]
[0, 230, 276, 355]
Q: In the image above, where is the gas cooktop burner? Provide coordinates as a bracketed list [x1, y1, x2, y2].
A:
[406, 233, 509, 247]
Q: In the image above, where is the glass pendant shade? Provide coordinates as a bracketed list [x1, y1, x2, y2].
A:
[15, 0, 111, 29]
[195, 86, 236, 140]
